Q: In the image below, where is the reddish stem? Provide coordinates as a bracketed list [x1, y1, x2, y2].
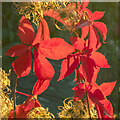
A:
[36, 11, 40, 16]
[16, 91, 29, 97]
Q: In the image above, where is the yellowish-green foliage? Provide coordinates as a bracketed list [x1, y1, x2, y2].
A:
[14, 2, 79, 30]
[1, 69, 14, 118]
[27, 106, 55, 119]
[14, 2, 66, 27]
[1, 69, 11, 90]
[58, 97, 98, 119]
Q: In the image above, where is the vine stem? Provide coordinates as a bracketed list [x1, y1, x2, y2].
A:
[16, 91, 29, 96]
[85, 83, 92, 119]
[13, 78, 17, 119]
[74, 27, 91, 119]
[76, 68, 92, 119]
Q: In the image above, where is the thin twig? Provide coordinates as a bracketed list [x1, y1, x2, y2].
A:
[85, 83, 92, 119]
[16, 90, 29, 96]
[74, 26, 92, 119]
[13, 78, 17, 119]
[79, 53, 92, 119]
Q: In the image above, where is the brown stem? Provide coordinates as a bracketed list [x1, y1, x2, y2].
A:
[74, 26, 91, 118]
[13, 78, 17, 119]
[76, 67, 80, 82]
[73, 28, 79, 37]
[80, 57, 91, 119]
[76, 68, 92, 119]
[85, 83, 92, 119]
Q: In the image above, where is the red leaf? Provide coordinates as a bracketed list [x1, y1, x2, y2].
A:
[70, 37, 85, 51]
[99, 99, 113, 118]
[22, 95, 41, 111]
[86, 83, 113, 118]
[8, 95, 40, 119]
[32, 79, 51, 96]
[72, 83, 85, 101]
[80, 62, 100, 85]
[43, 9, 65, 24]
[39, 38, 75, 60]
[80, 56, 97, 84]
[8, 105, 28, 119]
[8, 95, 32, 119]
[88, 25, 100, 52]
[86, 83, 105, 103]
[17, 16, 35, 44]
[90, 11, 105, 21]
[12, 50, 31, 78]
[57, 54, 80, 81]
[23, 99, 35, 112]
[90, 52, 110, 68]
[81, 26, 89, 39]
[40, 19, 50, 40]
[82, 8, 92, 17]
[70, 36, 77, 45]
[93, 22, 107, 43]
[98, 81, 117, 96]
[81, 0, 89, 8]
[5, 44, 29, 57]
[91, 67, 100, 84]
[96, 104, 104, 119]
[32, 19, 50, 45]
[104, 115, 112, 119]
[34, 49, 55, 80]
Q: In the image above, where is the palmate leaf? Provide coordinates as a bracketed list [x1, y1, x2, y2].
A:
[39, 38, 75, 60]
[5, 44, 29, 57]
[5, 15, 74, 80]
[73, 81, 116, 118]
[12, 50, 31, 78]
[32, 79, 51, 96]
[58, 36, 110, 84]
[57, 54, 80, 81]
[17, 16, 35, 44]
[90, 11, 105, 21]
[33, 49, 55, 80]
[75, 10, 107, 46]
[8, 95, 41, 119]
